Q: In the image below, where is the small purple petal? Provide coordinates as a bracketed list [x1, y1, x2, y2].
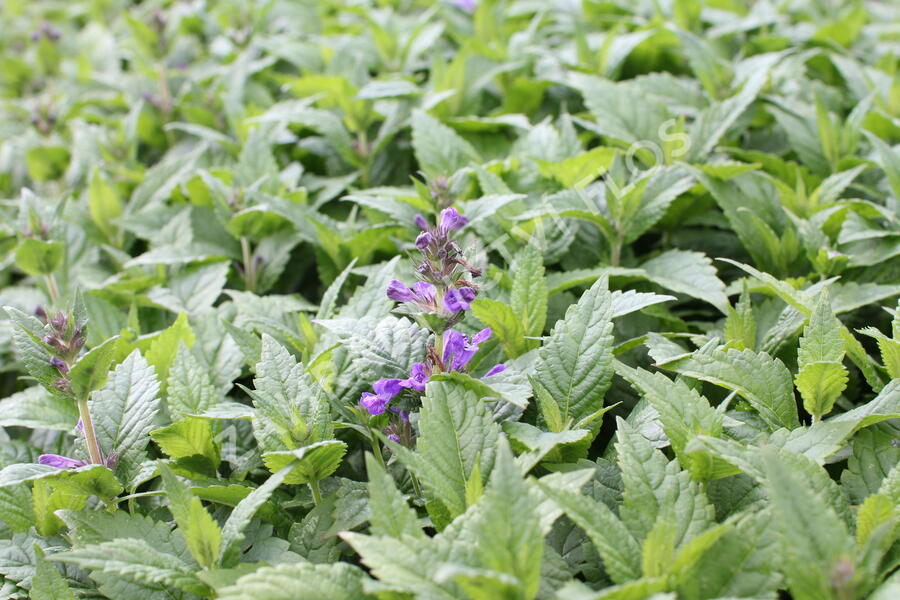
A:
[444, 288, 474, 313]
[76, 418, 84, 433]
[483, 364, 505, 378]
[387, 433, 401, 443]
[412, 281, 436, 304]
[373, 378, 408, 397]
[414, 214, 429, 230]
[471, 328, 492, 345]
[453, 0, 477, 13]
[387, 280, 416, 303]
[408, 362, 430, 391]
[442, 330, 467, 367]
[360, 392, 389, 415]
[439, 207, 468, 234]
[415, 231, 433, 250]
[49, 356, 68, 373]
[39, 454, 86, 469]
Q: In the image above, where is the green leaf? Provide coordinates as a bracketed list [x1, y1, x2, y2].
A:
[411, 110, 480, 176]
[88, 168, 123, 242]
[858, 326, 900, 380]
[216, 562, 371, 600]
[536, 480, 642, 584]
[615, 419, 714, 547]
[140, 313, 195, 390]
[510, 243, 548, 344]
[761, 448, 854, 600]
[3, 306, 57, 389]
[249, 334, 332, 454]
[67, 335, 123, 399]
[167, 342, 219, 418]
[0, 386, 78, 431]
[649, 337, 799, 430]
[724, 283, 756, 350]
[151, 417, 219, 472]
[158, 462, 222, 570]
[365, 453, 422, 539]
[219, 464, 295, 566]
[14, 238, 64, 276]
[471, 298, 528, 358]
[51, 538, 209, 596]
[389, 381, 498, 518]
[614, 362, 725, 480]
[487, 438, 545, 588]
[31, 549, 75, 600]
[641, 250, 729, 314]
[263, 439, 347, 485]
[90, 351, 160, 482]
[798, 292, 845, 366]
[532, 276, 615, 427]
[795, 362, 848, 420]
[536, 146, 617, 188]
[856, 493, 895, 547]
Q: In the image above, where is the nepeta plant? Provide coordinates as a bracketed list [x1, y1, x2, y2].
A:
[1, 1, 900, 599]
[360, 207, 504, 426]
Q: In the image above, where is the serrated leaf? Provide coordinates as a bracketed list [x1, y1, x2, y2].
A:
[536, 480, 641, 584]
[263, 439, 347, 485]
[795, 361, 848, 419]
[649, 338, 799, 430]
[31, 549, 75, 600]
[510, 243, 548, 343]
[219, 464, 294, 566]
[532, 276, 615, 427]
[471, 298, 528, 358]
[217, 562, 371, 600]
[51, 538, 208, 596]
[411, 110, 480, 176]
[389, 381, 498, 518]
[641, 250, 729, 314]
[151, 417, 219, 470]
[90, 351, 160, 481]
[158, 463, 221, 570]
[365, 453, 422, 539]
[761, 448, 854, 600]
[167, 342, 219, 418]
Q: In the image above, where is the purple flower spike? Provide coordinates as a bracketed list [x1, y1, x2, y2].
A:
[414, 214, 430, 230]
[484, 363, 505, 377]
[49, 356, 68, 374]
[39, 454, 86, 469]
[443, 287, 476, 313]
[360, 378, 409, 415]
[416, 231, 433, 250]
[387, 280, 417, 303]
[438, 207, 468, 235]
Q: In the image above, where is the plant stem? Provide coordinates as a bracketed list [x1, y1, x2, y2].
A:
[434, 331, 445, 371]
[240, 236, 256, 292]
[410, 471, 422, 499]
[77, 395, 104, 465]
[309, 479, 323, 506]
[44, 273, 60, 305]
[370, 435, 386, 469]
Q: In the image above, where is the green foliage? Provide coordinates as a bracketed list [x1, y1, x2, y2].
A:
[0, 1, 899, 598]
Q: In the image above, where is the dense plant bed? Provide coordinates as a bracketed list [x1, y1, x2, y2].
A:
[1, 0, 899, 599]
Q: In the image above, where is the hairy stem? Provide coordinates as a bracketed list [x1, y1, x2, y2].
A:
[44, 273, 60, 305]
[77, 395, 104, 465]
[309, 478, 323, 506]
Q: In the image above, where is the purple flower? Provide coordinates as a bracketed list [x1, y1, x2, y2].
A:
[416, 231, 433, 250]
[408, 362, 431, 391]
[453, 0, 477, 12]
[414, 214, 430, 230]
[443, 287, 476, 313]
[438, 207, 468, 235]
[39, 454, 86, 469]
[49, 356, 68, 374]
[386, 280, 439, 312]
[387, 280, 417, 303]
[484, 363, 505, 377]
[360, 378, 409, 415]
[443, 328, 492, 371]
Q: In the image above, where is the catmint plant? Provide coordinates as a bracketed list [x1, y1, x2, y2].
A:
[359, 207, 504, 434]
[32, 307, 113, 469]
